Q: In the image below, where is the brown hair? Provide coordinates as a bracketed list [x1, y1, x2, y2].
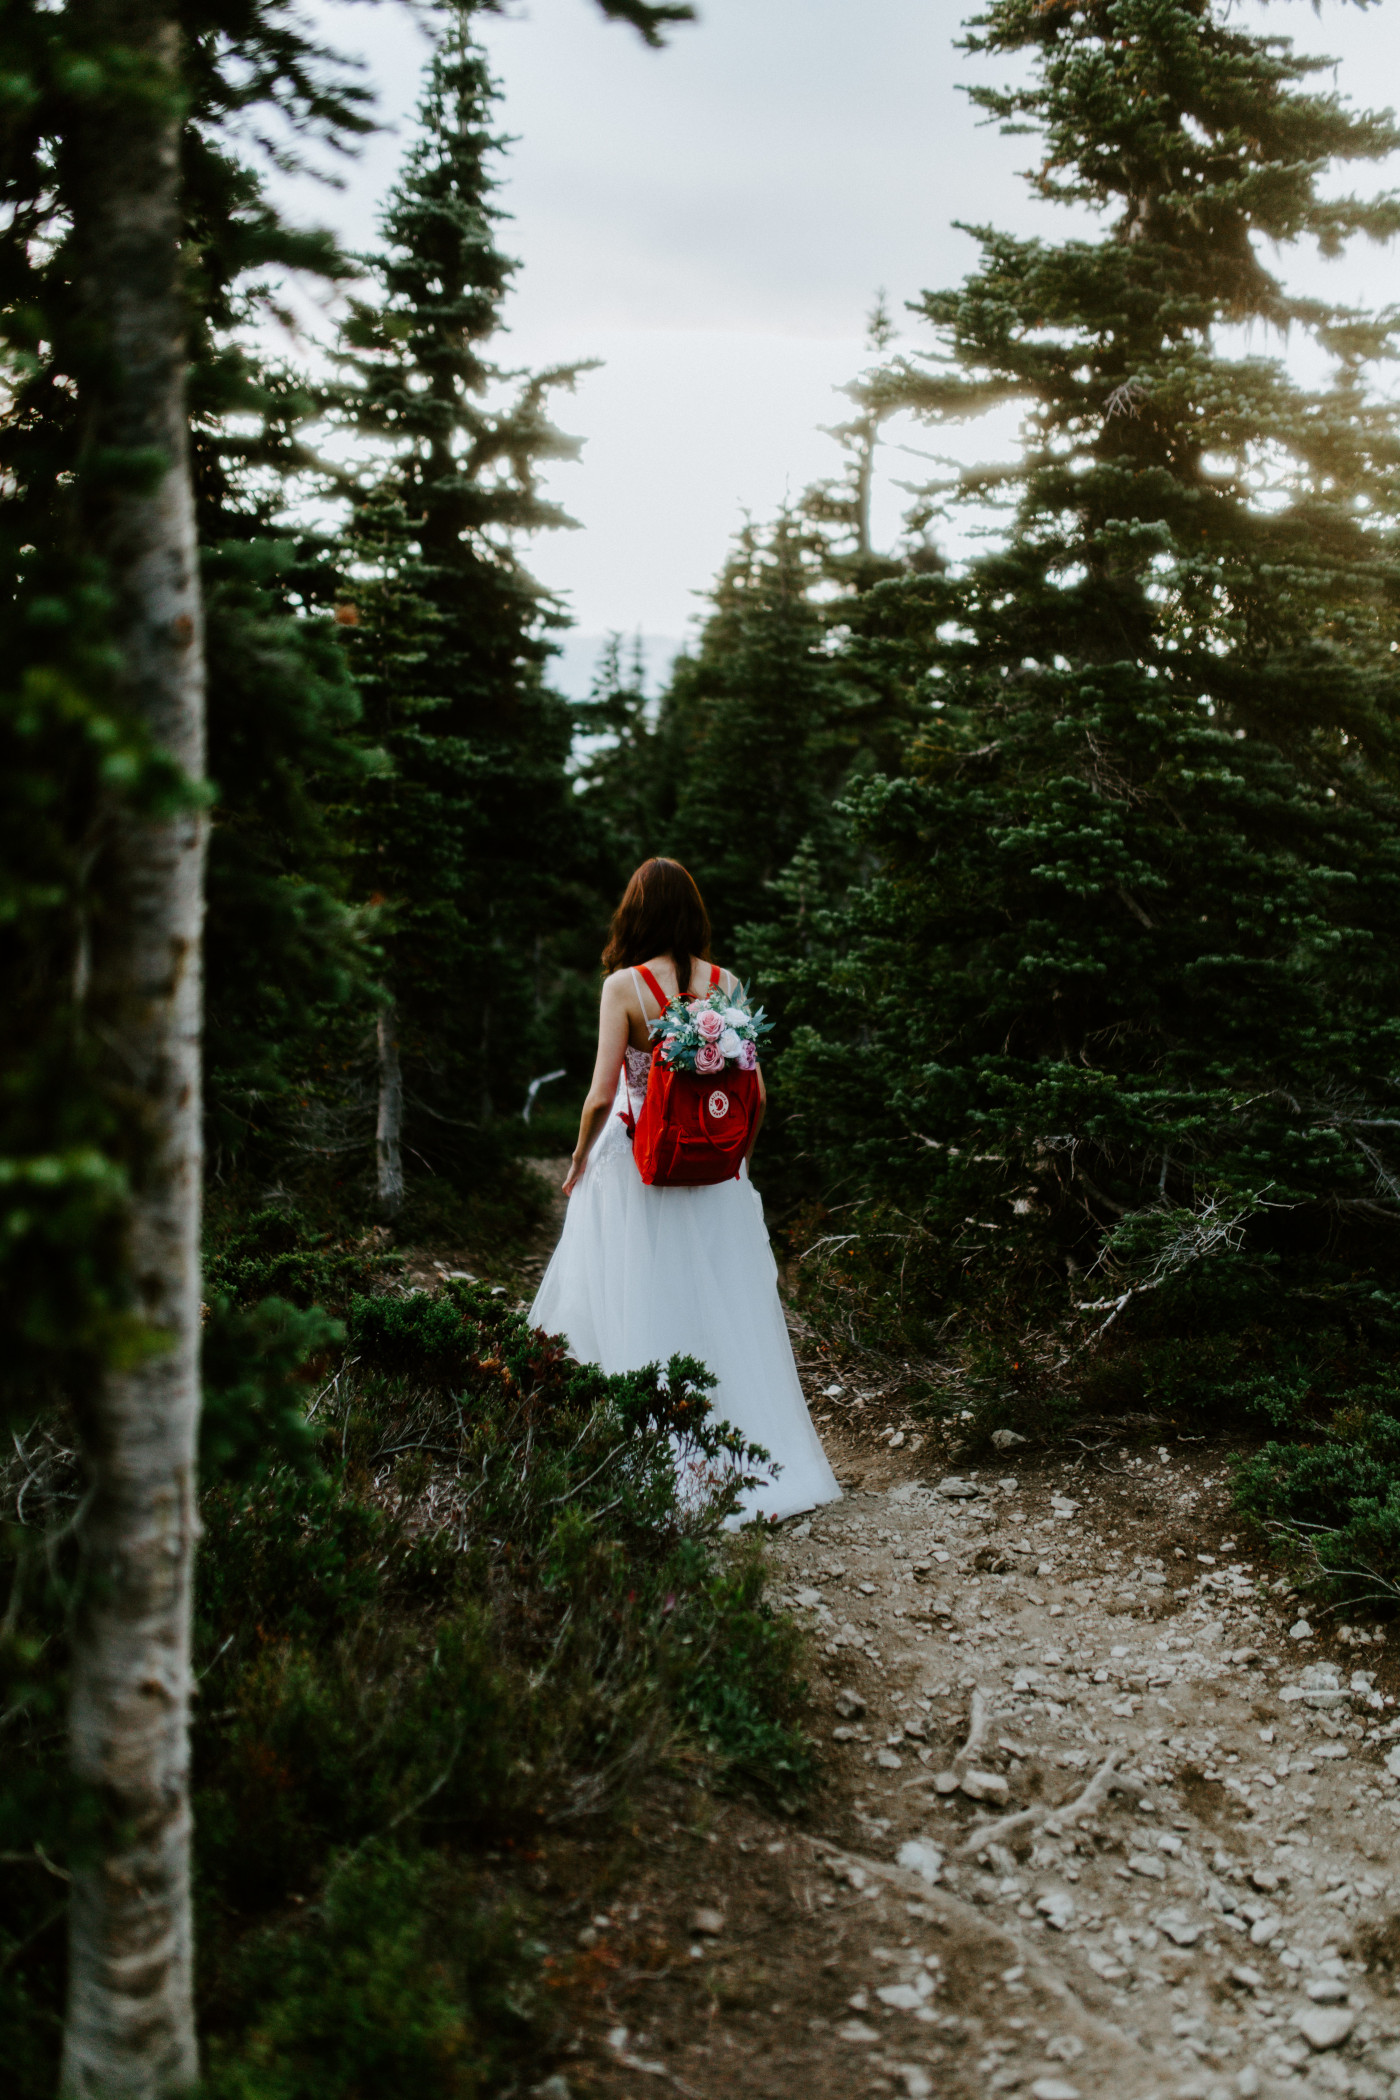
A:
[602, 858, 712, 992]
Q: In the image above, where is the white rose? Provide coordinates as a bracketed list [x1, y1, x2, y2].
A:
[721, 1006, 747, 1029]
[718, 1028, 742, 1061]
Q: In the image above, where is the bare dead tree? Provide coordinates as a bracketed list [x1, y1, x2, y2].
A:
[377, 1000, 405, 1216]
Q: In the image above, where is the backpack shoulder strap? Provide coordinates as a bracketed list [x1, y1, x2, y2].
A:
[635, 964, 669, 1014]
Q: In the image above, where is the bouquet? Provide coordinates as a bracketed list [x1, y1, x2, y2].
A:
[650, 983, 771, 1077]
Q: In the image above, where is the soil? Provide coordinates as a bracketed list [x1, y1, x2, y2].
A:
[497, 1168, 1400, 2100]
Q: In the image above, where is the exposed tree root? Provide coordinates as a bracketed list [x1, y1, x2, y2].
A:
[956, 1747, 1130, 1859]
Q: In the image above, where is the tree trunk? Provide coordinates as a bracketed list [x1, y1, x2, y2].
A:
[59, 4, 206, 2093]
[377, 1002, 405, 1215]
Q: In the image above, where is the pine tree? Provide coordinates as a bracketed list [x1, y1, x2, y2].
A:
[337, 12, 589, 1193]
[658, 514, 855, 948]
[572, 633, 684, 883]
[771, 0, 1400, 1404]
[800, 294, 910, 595]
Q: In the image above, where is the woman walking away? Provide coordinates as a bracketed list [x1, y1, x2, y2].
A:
[530, 857, 840, 1524]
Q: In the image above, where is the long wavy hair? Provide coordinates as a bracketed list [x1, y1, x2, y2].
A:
[601, 858, 712, 992]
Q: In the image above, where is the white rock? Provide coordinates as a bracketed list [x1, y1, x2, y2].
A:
[1385, 1745, 1400, 1781]
[896, 2070, 934, 2100]
[1029, 2083, 1081, 2100]
[960, 1768, 1009, 1804]
[896, 1839, 944, 1886]
[1235, 2071, 1262, 2098]
[689, 1907, 725, 1936]
[846, 1989, 869, 2011]
[875, 1982, 926, 2011]
[877, 1748, 903, 1770]
[1306, 1979, 1348, 2003]
[1159, 1917, 1202, 1947]
[992, 1429, 1028, 1449]
[1289, 1618, 1314, 1639]
[1128, 1852, 1167, 1880]
[795, 1588, 823, 1608]
[836, 2019, 880, 2043]
[1249, 1868, 1279, 1891]
[1044, 2036, 1084, 2064]
[834, 1687, 867, 1719]
[1295, 2006, 1355, 2050]
[1230, 1966, 1265, 1991]
[936, 1476, 981, 1499]
[1314, 1741, 1349, 1759]
[1036, 1890, 1076, 1931]
[1249, 1914, 1282, 1946]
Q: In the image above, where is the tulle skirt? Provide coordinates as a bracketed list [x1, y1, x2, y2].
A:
[528, 1083, 841, 1525]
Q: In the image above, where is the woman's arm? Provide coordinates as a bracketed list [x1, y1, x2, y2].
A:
[563, 973, 632, 1194]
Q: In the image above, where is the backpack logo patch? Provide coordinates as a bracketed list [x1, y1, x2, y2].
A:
[707, 1090, 730, 1121]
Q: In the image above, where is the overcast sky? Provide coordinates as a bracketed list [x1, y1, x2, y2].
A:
[296, 0, 1400, 689]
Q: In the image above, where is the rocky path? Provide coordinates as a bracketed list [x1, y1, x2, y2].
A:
[570, 1410, 1400, 2100]
[429, 1178, 1400, 2100]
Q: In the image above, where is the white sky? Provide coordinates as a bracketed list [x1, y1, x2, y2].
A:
[292, 0, 1400, 690]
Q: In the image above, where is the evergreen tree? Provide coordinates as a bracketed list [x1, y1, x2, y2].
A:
[337, 12, 587, 1197]
[769, 0, 1400, 1408]
[659, 514, 853, 947]
[572, 633, 670, 884]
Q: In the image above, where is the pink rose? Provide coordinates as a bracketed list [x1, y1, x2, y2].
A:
[695, 1041, 724, 1074]
[695, 1007, 723, 1041]
[738, 1038, 758, 1072]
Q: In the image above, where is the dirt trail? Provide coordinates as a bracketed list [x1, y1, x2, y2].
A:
[558, 1375, 1400, 2100]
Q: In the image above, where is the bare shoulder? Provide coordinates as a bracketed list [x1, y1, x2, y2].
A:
[600, 969, 634, 1007]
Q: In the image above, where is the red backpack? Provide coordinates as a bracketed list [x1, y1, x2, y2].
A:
[629, 964, 761, 1187]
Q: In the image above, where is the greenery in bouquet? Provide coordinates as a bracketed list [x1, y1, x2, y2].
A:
[652, 986, 771, 1076]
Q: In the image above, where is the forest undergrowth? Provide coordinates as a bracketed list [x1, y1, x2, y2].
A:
[1, 1192, 813, 2100]
[779, 1181, 1400, 1626]
[9, 1140, 1400, 2095]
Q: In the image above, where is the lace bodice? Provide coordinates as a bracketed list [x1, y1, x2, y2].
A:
[623, 1042, 651, 1116]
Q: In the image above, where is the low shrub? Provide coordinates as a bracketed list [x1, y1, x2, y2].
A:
[3, 1283, 815, 2096]
[1233, 1404, 1400, 1606]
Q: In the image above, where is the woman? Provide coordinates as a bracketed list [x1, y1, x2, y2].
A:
[529, 858, 840, 1524]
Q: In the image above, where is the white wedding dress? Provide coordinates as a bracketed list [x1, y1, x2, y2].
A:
[529, 1034, 841, 1526]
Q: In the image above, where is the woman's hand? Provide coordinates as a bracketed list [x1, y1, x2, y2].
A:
[562, 1153, 585, 1196]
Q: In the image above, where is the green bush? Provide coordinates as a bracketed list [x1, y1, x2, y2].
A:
[202, 1847, 537, 2100]
[1233, 1405, 1400, 1605]
[2, 1282, 816, 2096]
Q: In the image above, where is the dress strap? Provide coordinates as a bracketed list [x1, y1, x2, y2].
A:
[709, 963, 721, 992]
